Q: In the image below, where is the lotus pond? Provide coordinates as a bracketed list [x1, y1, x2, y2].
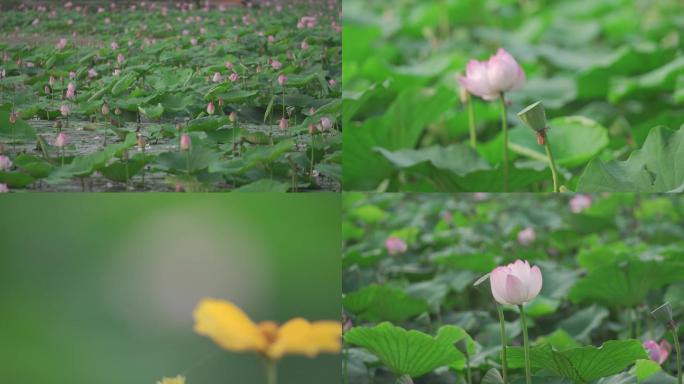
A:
[343, 0, 684, 192]
[342, 193, 684, 383]
[0, 1, 341, 192]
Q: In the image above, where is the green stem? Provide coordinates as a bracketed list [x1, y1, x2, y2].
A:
[264, 359, 277, 384]
[465, 350, 472, 384]
[310, 134, 315, 182]
[186, 150, 191, 176]
[124, 155, 129, 191]
[141, 147, 145, 190]
[519, 304, 531, 384]
[467, 93, 476, 148]
[499, 93, 509, 192]
[497, 305, 508, 384]
[672, 324, 682, 384]
[343, 344, 349, 384]
[543, 139, 559, 192]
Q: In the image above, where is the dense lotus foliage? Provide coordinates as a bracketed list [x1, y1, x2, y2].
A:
[342, 193, 684, 383]
[343, 0, 684, 192]
[0, 0, 341, 192]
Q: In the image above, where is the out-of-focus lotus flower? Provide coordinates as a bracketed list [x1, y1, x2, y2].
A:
[66, 82, 76, 99]
[69, 72, 76, 80]
[49, 76, 56, 86]
[277, 74, 287, 86]
[320, 117, 332, 130]
[474, 192, 488, 201]
[301, 40, 309, 50]
[0, 184, 8, 193]
[225, 61, 233, 69]
[207, 101, 215, 115]
[517, 227, 535, 246]
[56, 38, 67, 50]
[88, 68, 98, 78]
[328, 79, 336, 88]
[229, 72, 239, 82]
[110, 41, 118, 50]
[385, 236, 407, 255]
[54, 132, 69, 148]
[193, 298, 341, 360]
[212, 72, 222, 83]
[101, 103, 109, 115]
[113, 69, 121, 76]
[490, 259, 542, 306]
[44, 85, 51, 94]
[180, 133, 191, 151]
[457, 48, 525, 101]
[268, 35, 275, 43]
[278, 117, 288, 131]
[117, 53, 125, 64]
[0, 155, 12, 171]
[229, 111, 237, 123]
[644, 340, 671, 365]
[9, 111, 17, 124]
[570, 194, 592, 214]
[271, 60, 282, 70]
[190, 38, 197, 46]
[156, 376, 185, 384]
[60, 104, 70, 117]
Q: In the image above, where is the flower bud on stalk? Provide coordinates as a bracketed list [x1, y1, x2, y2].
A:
[207, 101, 215, 115]
[180, 133, 191, 151]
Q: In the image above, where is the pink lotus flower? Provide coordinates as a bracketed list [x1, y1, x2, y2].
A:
[517, 227, 535, 246]
[88, 68, 98, 78]
[60, 104, 70, 117]
[320, 117, 332, 130]
[229, 72, 239, 82]
[110, 41, 119, 50]
[644, 340, 671, 365]
[277, 74, 287, 86]
[229, 111, 237, 123]
[0, 184, 8, 193]
[69, 72, 76, 80]
[301, 40, 309, 50]
[207, 101, 215, 115]
[180, 133, 191, 151]
[225, 61, 233, 69]
[66, 82, 76, 99]
[101, 103, 109, 115]
[570, 194, 592, 214]
[490, 259, 542, 305]
[56, 38, 67, 50]
[212, 72, 222, 83]
[278, 117, 288, 130]
[271, 60, 282, 70]
[54, 132, 69, 148]
[117, 54, 125, 64]
[458, 48, 525, 101]
[268, 35, 275, 43]
[385, 236, 407, 255]
[328, 79, 336, 88]
[0, 155, 12, 171]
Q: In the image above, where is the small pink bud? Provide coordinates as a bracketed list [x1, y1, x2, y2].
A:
[385, 236, 407, 255]
[44, 85, 51, 94]
[328, 79, 336, 87]
[300, 40, 309, 50]
[0, 155, 12, 171]
[278, 118, 288, 131]
[517, 227, 536, 246]
[69, 72, 76, 80]
[88, 68, 98, 78]
[229, 72, 239, 82]
[570, 194, 592, 214]
[54, 132, 69, 148]
[110, 41, 118, 50]
[207, 101, 215, 115]
[117, 53, 125, 64]
[225, 61, 233, 69]
[0, 184, 8, 193]
[212, 72, 222, 83]
[268, 35, 275, 43]
[320, 117, 332, 130]
[60, 104, 70, 117]
[271, 59, 282, 70]
[66, 82, 76, 99]
[278, 74, 287, 86]
[180, 133, 191, 151]
[229, 111, 237, 123]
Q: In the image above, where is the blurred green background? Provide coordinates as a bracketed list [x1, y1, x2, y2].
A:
[0, 194, 341, 384]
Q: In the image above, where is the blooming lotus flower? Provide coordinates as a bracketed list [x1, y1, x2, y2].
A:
[207, 101, 215, 115]
[193, 298, 341, 360]
[570, 194, 592, 214]
[517, 227, 535, 246]
[212, 72, 222, 83]
[0, 155, 12, 171]
[278, 117, 288, 130]
[229, 72, 239, 82]
[60, 104, 70, 117]
[457, 48, 525, 101]
[54, 132, 69, 148]
[490, 259, 542, 306]
[644, 340, 671, 365]
[278, 74, 287, 86]
[385, 236, 407, 255]
[180, 133, 191, 151]
[0, 184, 8, 193]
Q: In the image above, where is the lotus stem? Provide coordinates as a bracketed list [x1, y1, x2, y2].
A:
[543, 139, 559, 192]
[671, 322, 682, 384]
[343, 344, 349, 384]
[464, 349, 472, 384]
[310, 134, 315, 182]
[499, 93, 509, 192]
[519, 304, 531, 384]
[497, 305, 508, 384]
[264, 359, 277, 384]
[467, 93, 476, 148]
[186, 150, 191, 176]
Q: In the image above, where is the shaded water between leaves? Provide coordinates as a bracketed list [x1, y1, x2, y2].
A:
[10, 119, 339, 192]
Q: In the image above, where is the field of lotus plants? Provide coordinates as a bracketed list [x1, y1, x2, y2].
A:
[343, 0, 684, 192]
[342, 193, 684, 383]
[0, 0, 340, 192]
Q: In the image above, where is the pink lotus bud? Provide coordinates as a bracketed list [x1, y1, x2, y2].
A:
[110, 41, 119, 50]
[66, 82, 76, 99]
[0, 155, 12, 171]
[88, 68, 98, 78]
[55, 38, 67, 50]
[490, 259, 543, 305]
[328, 79, 336, 87]
[101, 103, 109, 115]
[271, 60, 282, 70]
[268, 35, 275, 43]
[0, 184, 8, 193]
[517, 227, 535, 246]
[54, 132, 69, 148]
[229, 72, 239, 82]
[320, 117, 332, 130]
[570, 194, 592, 214]
[225, 61, 233, 69]
[69, 72, 76, 80]
[385, 236, 407, 255]
[44, 85, 51, 94]
[49, 76, 56, 86]
[229, 111, 237, 122]
[207, 101, 215, 115]
[457, 48, 525, 101]
[180, 133, 191, 151]
[60, 104, 70, 117]
[644, 340, 671, 365]
[278, 117, 288, 130]
[212, 72, 222, 83]
[117, 54, 125, 64]
[300, 40, 309, 50]
[277, 74, 287, 86]
[308, 124, 316, 135]
[190, 38, 197, 46]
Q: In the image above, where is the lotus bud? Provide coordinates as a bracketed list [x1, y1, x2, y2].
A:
[517, 227, 535, 246]
[180, 133, 191, 151]
[137, 133, 145, 149]
[490, 259, 543, 305]
[278, 117, 288, 130]
[320, 117, 332, 130]
[271, 59, 282, 70]
[207, 101, 215, 115]
[69, 72, 76, 80]
[458, 48, 525, 101]
[44, 85, 51, 94]
[101, 103, 109, 115]
[278, 74, 287, 86]
[0, 184, 8, 193]
[60, 104, 70, 117]
[49, 76, 56, 86]
[225, 61, 233, 69]
[110, 41, 118, 50]
[328, 79, 336, 87]
[0, 155, 12, 171]
[54, 132, 69, 148]
[385, 236, 407, 255]
[229, 72, 239, 82]
[115, 107, 122, 115]
[570, 194, 592, 214]
[117, 53, 125, 64]
[300, 40, 309, 50]
[212, 72, 222, 83]
[229, 111, 237, 123]
[66, 82, 76, 99]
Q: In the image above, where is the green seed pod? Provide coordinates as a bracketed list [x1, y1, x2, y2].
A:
[651, 302, 673, 324]
[517, 101, 547, 133]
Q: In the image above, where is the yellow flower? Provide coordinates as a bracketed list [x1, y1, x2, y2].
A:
[193, 298, 342, 360]
[157, 375, 185, 384]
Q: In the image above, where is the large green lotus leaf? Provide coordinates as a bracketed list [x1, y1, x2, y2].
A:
[568, 260, 684, 307]
[576, 126, 684, 192]
[343, 284, 429, 323]
[557, 304, 609, 342]
[609, 56, 684, 103]
[155, 146, 221, 174]
[374, 144, 490, 176]
[138, 103, 164, 119]
[507, 340, 647, 382]
[342, 86, 458, 190]
[233, 179, 290, 192]
[344, 323, 463, 378]
[509, 116, 608, 168]
[0, 109, 36, 141]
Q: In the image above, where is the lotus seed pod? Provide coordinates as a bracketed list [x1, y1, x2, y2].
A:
[651, 302, 673, 324]
[517, 101, 547, 133]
